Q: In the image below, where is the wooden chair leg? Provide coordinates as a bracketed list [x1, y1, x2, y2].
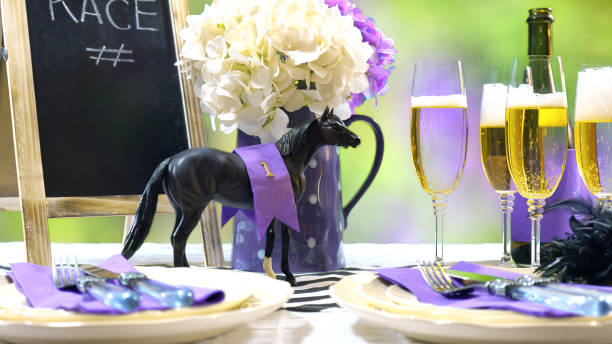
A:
[123, 215, 135, 245]
[3, 1, 51, 266]
[200, 203, 224, 267]
[21, 199, 51, 266]
[171, 2, 223, 268]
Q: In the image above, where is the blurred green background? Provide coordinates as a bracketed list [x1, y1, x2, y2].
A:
[1, 0, 611, 246]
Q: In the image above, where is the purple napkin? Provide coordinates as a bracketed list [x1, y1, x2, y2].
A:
[377, 262, 612, 318]
[8, 254, 224, 314]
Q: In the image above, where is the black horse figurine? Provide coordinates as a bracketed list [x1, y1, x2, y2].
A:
[121, 109, 361, 286]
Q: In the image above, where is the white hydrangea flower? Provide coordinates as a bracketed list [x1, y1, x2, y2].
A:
[179, 0, 373, 142]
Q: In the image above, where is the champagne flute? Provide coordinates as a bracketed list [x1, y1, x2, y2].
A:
[505, 56, 568, 267]
[574, 64, 612, 209]
[479, 66, 517, 267]
[410, 59, 468, 264]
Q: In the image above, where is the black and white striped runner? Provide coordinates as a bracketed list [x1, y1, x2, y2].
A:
[282, 269, 360, 312]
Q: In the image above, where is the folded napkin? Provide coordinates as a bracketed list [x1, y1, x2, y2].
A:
[9, 254, 224, 314]
[377, 262, 612, 318]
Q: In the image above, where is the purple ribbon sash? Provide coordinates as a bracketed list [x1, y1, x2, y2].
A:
[221, 143, 300, 240]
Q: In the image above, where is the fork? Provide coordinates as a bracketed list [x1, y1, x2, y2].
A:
[417, 260, 475, 297]
[53, 256, 141, 313]
[416, 260, 610, 317]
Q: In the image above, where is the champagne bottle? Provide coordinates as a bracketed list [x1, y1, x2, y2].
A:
[510, 8, 587, 265]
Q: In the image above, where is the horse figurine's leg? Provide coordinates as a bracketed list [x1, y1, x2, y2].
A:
[280, 224, 296, 286]
[169, 207, 184, 263]
[170, 207, 205, 267]
[263, 220, 277, 279]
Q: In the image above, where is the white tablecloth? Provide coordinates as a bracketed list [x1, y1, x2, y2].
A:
[0, 242, 502, 344]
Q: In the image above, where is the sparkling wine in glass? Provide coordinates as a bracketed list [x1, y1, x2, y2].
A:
[479, 66, 517, 267]
[505, 56, 568, 267]
[410, 59, 468, 264]
[574, 64, 612, 209]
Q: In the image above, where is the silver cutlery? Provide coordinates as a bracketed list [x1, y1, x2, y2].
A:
[52, 256, 140, 313]
[446, 268, 612, 307]
[417, 260, 610, 317]
[80, 264, 194, 308]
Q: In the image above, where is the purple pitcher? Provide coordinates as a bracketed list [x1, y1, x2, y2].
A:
[230, 107, 384, 272]
[511, 148, 594, 252]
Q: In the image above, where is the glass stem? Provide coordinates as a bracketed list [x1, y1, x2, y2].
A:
[499, 192, 515, 265]
[597, 196, 612, 210]
[527, 198, 545, 267]
[432, 194, 448, 264]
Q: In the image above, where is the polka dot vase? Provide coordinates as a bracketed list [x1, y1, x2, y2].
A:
[231, 107, 384, 272]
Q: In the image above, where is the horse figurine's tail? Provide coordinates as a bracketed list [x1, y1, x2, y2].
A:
[121, 158, 171, 259]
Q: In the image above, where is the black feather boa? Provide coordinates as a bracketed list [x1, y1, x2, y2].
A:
[536, 199, 612, 285]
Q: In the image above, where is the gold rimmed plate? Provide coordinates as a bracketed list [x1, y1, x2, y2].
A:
[0, 267, 293, 344]
[331, 272, 612, 344]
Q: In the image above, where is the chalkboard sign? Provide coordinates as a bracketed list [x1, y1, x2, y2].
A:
[26, 0, 188, 197]
[1, 1, 223, 266]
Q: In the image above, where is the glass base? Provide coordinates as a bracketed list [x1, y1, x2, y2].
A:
[496, 255, 518, 268]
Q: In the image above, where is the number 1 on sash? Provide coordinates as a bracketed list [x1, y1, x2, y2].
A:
[260, 161, 275, 178]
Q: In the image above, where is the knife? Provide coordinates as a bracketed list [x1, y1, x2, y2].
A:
[75, 273, 141, 313]
[447, 269, 612, 307]
[81, 264, 194, 308]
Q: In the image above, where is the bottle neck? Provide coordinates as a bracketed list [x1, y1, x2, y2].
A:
[528, 22, 552, 56]
[526, 9, 554, 94]
[527, 8, 553, 56]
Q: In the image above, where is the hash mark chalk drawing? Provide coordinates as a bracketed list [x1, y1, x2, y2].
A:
[86, 44, 135, 67]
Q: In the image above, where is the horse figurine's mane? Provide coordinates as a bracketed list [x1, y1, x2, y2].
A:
[275, 119, 315, 157]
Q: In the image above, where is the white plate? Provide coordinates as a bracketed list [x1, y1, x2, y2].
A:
[330, 272, 612, 344]
[0, 267, 292, 344]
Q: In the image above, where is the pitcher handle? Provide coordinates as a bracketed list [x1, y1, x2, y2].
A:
[342, 115, 385, 227]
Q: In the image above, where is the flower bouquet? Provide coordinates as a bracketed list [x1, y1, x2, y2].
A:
[179, 0, 395, 142]
[178, 0, 394, 273]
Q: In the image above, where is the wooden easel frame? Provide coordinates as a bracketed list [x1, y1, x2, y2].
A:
[0, 0, 223, 266]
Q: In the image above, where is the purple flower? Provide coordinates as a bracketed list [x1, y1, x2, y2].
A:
[325, 0, 356, 14]
[325, 0, 396, 111]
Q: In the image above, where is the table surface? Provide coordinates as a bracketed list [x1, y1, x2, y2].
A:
[0, 242, 505, 344]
